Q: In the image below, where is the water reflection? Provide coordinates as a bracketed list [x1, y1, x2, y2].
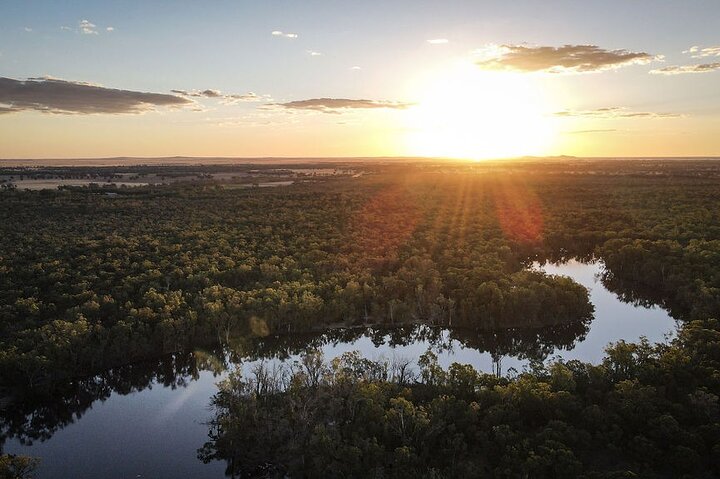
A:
[236, 317, 590, 366]
[1, 261, 677, 479]
[0, 349, 222, 445]
[1, 320, 588, 449]
[540, 260, 678, 363]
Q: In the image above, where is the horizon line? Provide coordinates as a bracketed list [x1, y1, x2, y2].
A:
[2, 155, 720, 168]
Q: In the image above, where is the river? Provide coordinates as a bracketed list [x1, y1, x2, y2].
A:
[1, 260, 678, 478]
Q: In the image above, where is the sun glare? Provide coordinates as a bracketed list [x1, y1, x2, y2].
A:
[403, 62, 557, 160]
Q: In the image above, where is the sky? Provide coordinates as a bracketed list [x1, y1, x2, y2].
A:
[1, 0, 719, 159]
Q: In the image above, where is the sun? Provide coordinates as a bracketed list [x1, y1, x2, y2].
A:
[403, 61, 558, 160]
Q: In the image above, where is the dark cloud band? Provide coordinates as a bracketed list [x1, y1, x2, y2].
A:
[273, 98, 412, 113]
[0, 77, 190, 115]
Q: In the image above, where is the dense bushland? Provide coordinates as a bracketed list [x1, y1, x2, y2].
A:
[2, 159, 720, 477]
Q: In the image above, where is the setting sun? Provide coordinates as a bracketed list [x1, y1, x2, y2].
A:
[2, 2, 720, 477]
[403, 62, 557, 159]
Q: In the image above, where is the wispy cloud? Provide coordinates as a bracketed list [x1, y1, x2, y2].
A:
[307, 50, 323, 56]
[427, 38, 449, 45]
[171, 89, 222, 98]
[61, 20, 112, 35]
[23, 27, 33, 33]
[350, 66, 362, 71]
[79, 19, 98, 35]
[650, 63, 720, 75]
[223, 92, 271, 104]
[271, 30, 298, 39]
[554, 107, 681, 119]
[0, 76, 191, 115]
[271, 98, 413, 114]
[210, 111, 303, 128]
[476, 44, 657, 73]
[171, 88, 268, 103]
[684, 46, 720, 58]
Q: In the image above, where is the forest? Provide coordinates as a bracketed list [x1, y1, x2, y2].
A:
[1, 158, 720, 477]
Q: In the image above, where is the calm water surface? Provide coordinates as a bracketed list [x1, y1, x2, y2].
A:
[2, 260, 678, 478]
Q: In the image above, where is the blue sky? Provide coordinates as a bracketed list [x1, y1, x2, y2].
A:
[1, 0, 719, 158]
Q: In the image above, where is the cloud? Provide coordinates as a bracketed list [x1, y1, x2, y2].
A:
[62, 20, 112, 35]
[272, 98, 413, 113]
[307, 50, 323, 56]
[650, 63, 720, 75]
[554, 107, 681, 119]
[79, 19, 98, 35]
[224, 93, 271, 104]
[271, 30, 298, 39]
[210, 111, 303, 128]
[171, 89, 221, 98]
[427, 39, 449, 45]
[171, 88, 267, 103]
[475, 44, 656, 73]
[0, 76, 191, 115]
[350, 66, 362, 70]
[684, 46, 720, 58]
[24, 27, 33, 33]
